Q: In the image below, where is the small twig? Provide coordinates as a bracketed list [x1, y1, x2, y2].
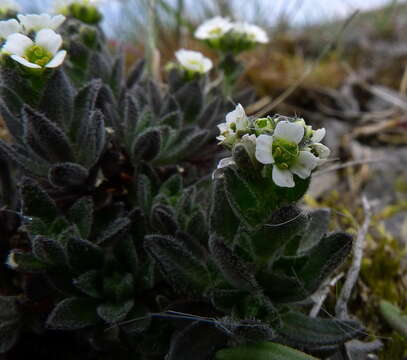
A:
[336, 196, 372, 320]
[314, 158, 384, 176]
[310, 272, 344, 318]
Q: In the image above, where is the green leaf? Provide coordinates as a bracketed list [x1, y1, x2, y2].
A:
[0, 297, 19, 321]
[131, 127, 161, 163]
[67, 196, 94, 239]
[215, 342, 317, 360]
[97, 300, 134, 323]
[223, 166, 273, 230]
[70, 79, 102, 141]
[160, 110, 183, 128]
[251, 206, 307, 262]
[103, 272, 134, 302]
[156, 127, 208, 165]
[298, 209, 330, 254]
[160, 174, 183, 199]
[209, 178, 239, 244]
[232, 143, 257, 176]
[278, 311, 363, 347]
[0, 94, 23, 140]
[23, 105, 74, 163]
[39, 69, 74, 129]
[73, 270, 102, 298]
[174, 80, 203, 123]
[144, 234, 211, 295]
[299, 232, 353, 293]
[151, 204, 178, 235]
[167, 321, 229, 360]
[120, 305, 151, 334]
[32, 236, 66, 266]
[209, 235, 259, 292]
[137, 174, 153, 215]
[48, 162, 89, 188]
[126, 58, 145, 89]
[76, 109, 106, 167]
[186, 208, 208, 245]
[21, 177, 58, 223]
[0, 319, 20, 354]
[96, 217, 131, 245]
[46, 297, 100, 330]
[110, 54, 124, 96]
[380, 300, 407, 339]
[65, 236, 104, 272]
[114, 235, 139, 277]
[256, 270, 304, 303]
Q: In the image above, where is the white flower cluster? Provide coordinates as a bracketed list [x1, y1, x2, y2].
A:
[217, 105, 330, 188]
[175, 49, 213, 74]
[195, 16, 268, 48]
[0, 14, 67, 69]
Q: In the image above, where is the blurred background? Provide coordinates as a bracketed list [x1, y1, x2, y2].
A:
[18, 0, 403, 38]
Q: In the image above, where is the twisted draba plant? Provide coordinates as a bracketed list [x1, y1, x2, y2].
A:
[0, 6, 363, 360]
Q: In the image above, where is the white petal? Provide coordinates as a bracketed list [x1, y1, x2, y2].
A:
[312, 128, 326, 143]
[10, 54, 41, 69]
[217, 123, 228, 133]
[272, 166, 294, 188]
[50, 15, 66, 30]
[255, 134, 274, 164]
[45, 50, 66, 68]
[217, 157, 235, 169]
[202, 57, 213, 72]
[290, 151, 318, 179]
[2, 33, 33, 56]
[194, 16, 233, 39]
[0, 19, 22, 40]
[313, 143, 330, 159]
[35, 29, 62, 54]
[226, 103, 247, 131]
[18, 14, 50, 32]
[274, 121, 304, 144]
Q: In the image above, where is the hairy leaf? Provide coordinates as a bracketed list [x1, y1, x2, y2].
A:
[167, 321, 229, 360]
[21, 177, 58, 222]
[48, 162, 89, 188]
[46, 297, 100, 330]
[67, 196, 94, 239]
[144, 235, 211, 295]
[216, 342, 317, 360]
[23, 106, 74, 163]
[278, 311, 363, 347]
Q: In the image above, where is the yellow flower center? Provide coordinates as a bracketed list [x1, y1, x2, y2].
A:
[272, 138, 299, 170]
[24, 45, 52, 67]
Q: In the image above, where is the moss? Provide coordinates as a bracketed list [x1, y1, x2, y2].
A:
[305, 190, 407, 359]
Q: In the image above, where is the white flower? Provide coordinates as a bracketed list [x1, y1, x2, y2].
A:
[0, 19, 22, 40]
[0, 0, 21, 13]
[255, 121, 318, 188]
[310, 128, 330, 163]
[2, 28, 67, 69]
[5, 251, 18, 270]
[232, 22, 269, 44]
[17, 14, 66, 33]
[175, 49, 213, 74]
[217, 104, 249, 145]
[195, 16, 233, 40]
